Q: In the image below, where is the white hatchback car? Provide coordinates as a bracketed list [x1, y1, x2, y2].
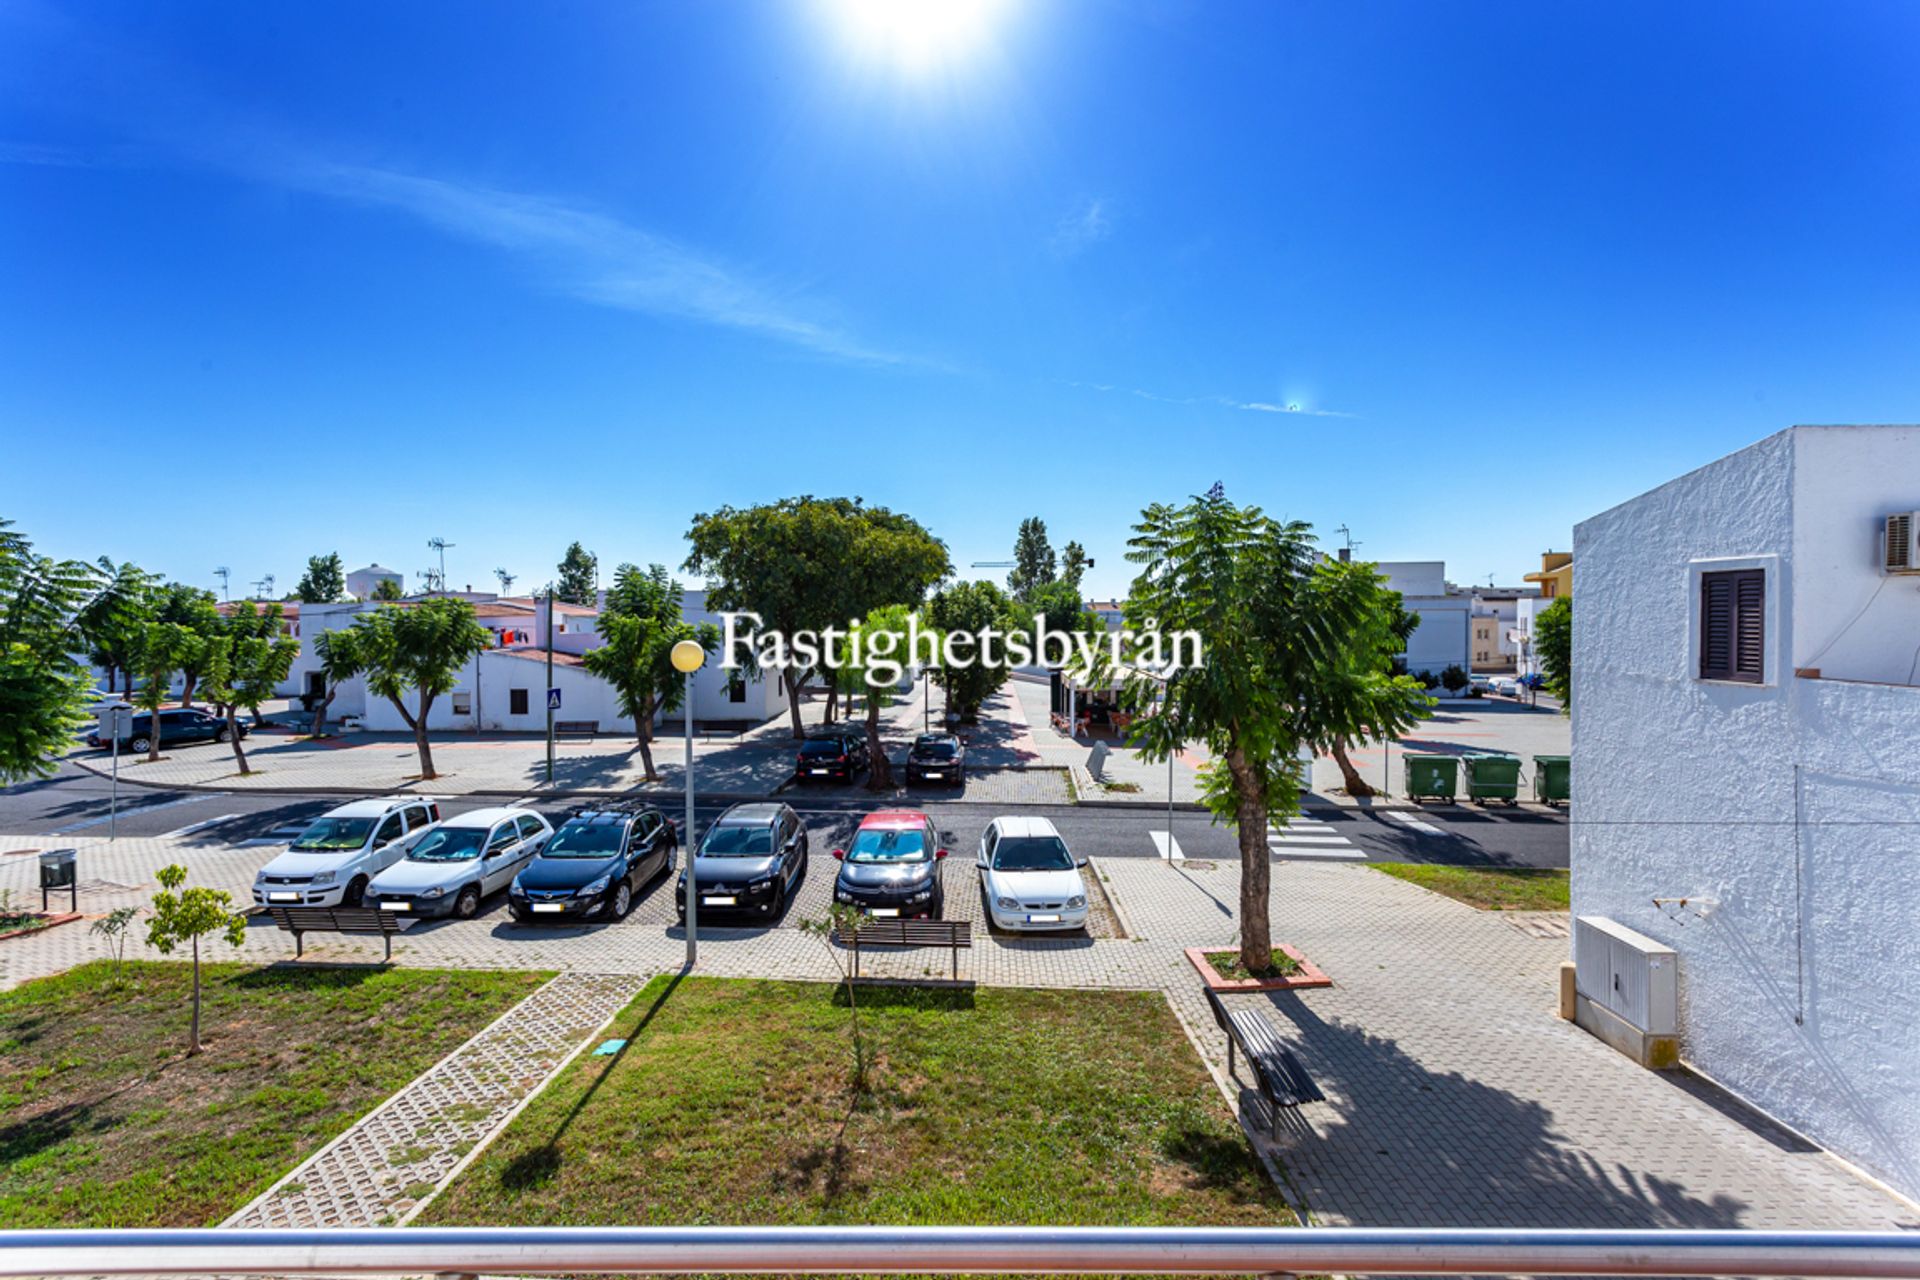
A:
[976, 815, 1090, 933]
[253, 796, 442, 910]
[368, 807, 552, 920]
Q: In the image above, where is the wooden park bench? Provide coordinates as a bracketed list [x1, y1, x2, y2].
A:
[266, 906, 405, 962]
[553, 720, 599, 738]
[1202, 985, 1324, 1119]
[834, 917, 972, 981]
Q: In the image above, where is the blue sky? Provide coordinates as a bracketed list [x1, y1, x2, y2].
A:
[4, 1, 1918, 602]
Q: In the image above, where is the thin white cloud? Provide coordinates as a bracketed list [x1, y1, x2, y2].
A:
[1068, 380, 1356, 419]
[1050, 197, 1112, 258]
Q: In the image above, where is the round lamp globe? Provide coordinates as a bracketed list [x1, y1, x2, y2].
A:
[670, 639, 707, 674]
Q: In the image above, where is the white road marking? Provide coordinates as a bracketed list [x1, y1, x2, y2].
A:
[1267, 834, 1354, 846]
[47, 793, 223, 834]
[239, 837, 292, 848]
[1268, 846, 1369, 861]
[159, 813, 241, 839]
[1149, 830, 1186, 861]
[1384, 810, 1444, 834]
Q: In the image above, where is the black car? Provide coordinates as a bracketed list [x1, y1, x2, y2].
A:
[905, 732, 965, 786]
[832, 809, 948, 919]
[508, 805, 676, 924]
[795, 731, 869, 783]
[676, 802, 808, 920]
[86, 708, 246, 754]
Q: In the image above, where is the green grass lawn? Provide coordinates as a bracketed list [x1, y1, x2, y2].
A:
[424, 976, 1289, 1227]
[1371, 863, 1570, 911]
[0, 960, 548, 1228]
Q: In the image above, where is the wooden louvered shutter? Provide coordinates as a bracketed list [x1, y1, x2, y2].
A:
[1700, 569, 1764, 683]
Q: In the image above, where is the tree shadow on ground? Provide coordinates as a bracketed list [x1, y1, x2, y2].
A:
[1241, 991, 1749, 1228]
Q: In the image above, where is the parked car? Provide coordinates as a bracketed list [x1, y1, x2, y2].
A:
[253, 796, 442, 909]
[675, 802, 807, 920]
[977, 815, 1089, 933]
[905, 732, 965, 786]
[1467, 674, 1496, 694]
[370, 807, 552, 919]
[1489, 675, 1521, 697]
[831, 809, 947, 919]
[86, 707, 245, 753]
[510, 804, 677, 924]
[795, 730, 869, 783]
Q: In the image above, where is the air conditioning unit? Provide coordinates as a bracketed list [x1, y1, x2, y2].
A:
[1885, 511, 1919, 574]
[1572, 916, 1678, 1069]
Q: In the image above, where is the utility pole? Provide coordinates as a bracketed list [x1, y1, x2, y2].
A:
[544, 585, 555, 784]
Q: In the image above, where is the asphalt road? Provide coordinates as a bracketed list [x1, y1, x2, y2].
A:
[1, 763, 1567, 869]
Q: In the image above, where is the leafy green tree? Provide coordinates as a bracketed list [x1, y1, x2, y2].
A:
[295, 552, 346, 604]
[0, 519, 109, 783]
[154, 583, 222, 706]
[1535, 596, 1572, 710]
[144, 864, 248, 1055]
[1099, 489, 1387, 975]
[1293, 568, 1434, 798]
[555, 542, 599, 606]
[1440, 663, 1470, 694]
[370, 576, 405, 602]
[926, 579, 1020, 722]
[580, 564, 719, 781]
[1008, 516, 1056, 601]
[200, 626, 298, 775]
[90, 905, 139, 987]
[309, 627, 365, 739]
[130, 621, 195, 761]
[842, 603, 919, 789]
[78, 559, 157, 695]
[350, 597, 491, 779]
[1060, 540, 1090, 591]
[684, 496, 950, 739]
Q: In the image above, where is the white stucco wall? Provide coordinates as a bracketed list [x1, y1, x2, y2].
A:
[1572, 425, 1920, 1200]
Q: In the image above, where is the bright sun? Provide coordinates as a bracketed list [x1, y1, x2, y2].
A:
[825, 0, 1011, 72]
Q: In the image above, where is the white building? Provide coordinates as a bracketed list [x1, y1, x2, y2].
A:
[1572, 424, 1920, 1200]
[1377, 561, 1471, 678]
[344, 564, 403, 600]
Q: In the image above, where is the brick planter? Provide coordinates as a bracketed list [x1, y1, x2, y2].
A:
[1185, 943, 1332, 992]
[0, 912, 84, 942]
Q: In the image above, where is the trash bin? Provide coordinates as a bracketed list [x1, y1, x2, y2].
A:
[1463, 753, 1522, 805]
[38, 848, 77, 912]
[1403, 754, 1458, 803]
[1534, 754, 1571, 805]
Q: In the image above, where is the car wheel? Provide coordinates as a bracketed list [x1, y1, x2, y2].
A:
[454, 885, 482, 919]
[345, 875, 370, 908]
[214, 725, 229, 743]
[612, 880, 633, 919]
[130, 736, 153, 754]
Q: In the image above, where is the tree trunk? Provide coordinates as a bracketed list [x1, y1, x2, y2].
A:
[415, 691, 437, 779]
[312, 686, 336, 739]
[146, 701, 162, 763]
[189, 937, 202, 1054]
[1225, 743, 1274, 974]
[1331, 739, 1374, 797]
[863, 689, 892, 790]
[782, 668, 806, 740]
[181, 674, 197, 708]
[823, 683, 838, 725]
[227, 706, 251, 775]
[635, 696, 659, 781]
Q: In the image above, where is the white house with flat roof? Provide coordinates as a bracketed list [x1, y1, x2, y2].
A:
[1571, 424, 1920, 1200]
[1377, 561, 1471, 678]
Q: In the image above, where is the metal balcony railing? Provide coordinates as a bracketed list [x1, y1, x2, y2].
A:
[2, 1226, 1919, 1277]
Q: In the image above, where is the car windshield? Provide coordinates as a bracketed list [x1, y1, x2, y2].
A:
[913, 740, 958, 759]
[544, 823, 624, 858]
[992, 836, 1074, 872]
[701, 824, 773, 857]
[407, 828, 487, 862]
[848, 827, 927, 864]
[291, 817, 376, 851]
[799, 739, 846, 756]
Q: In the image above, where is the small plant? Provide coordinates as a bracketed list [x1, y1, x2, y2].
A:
[89, 905, 140, 984]
[1440, 663, 1470, 694]
[797, 903, 871, 1092]
[144, 864, 248, 1054]
[0, 887, 35, 932]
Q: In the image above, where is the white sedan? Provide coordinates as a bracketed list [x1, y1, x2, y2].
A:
[976, 815, 1090, 933]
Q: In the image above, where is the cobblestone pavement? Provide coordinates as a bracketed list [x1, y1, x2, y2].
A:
[2, 833, 1909, 1231]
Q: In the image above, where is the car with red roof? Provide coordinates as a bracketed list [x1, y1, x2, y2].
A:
[830, 808, 948, 919]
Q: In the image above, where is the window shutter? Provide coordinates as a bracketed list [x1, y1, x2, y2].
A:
[1700, 569, 1764, 683]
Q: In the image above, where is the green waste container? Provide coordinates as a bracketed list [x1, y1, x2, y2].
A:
[1534, 754, 1571, 805]
[1403, 753, 1458, 803]
[1462, 753, 1522, 805]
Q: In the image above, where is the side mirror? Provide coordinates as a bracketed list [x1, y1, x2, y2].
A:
[1075, 857, 1089, 868]
[831, 848, 845, 860]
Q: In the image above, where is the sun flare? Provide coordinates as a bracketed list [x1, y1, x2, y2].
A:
[824, 0, 1011, 72]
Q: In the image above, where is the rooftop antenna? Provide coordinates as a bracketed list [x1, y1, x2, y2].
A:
[495, 568, 516, 594]
[213, 566, 231, 601]
[251, 573, 275, 599]
[427, 537, 455, 596]
[417, 567, 442, 595]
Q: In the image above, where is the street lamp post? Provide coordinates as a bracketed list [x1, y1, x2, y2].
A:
[671, 639, 707, 969]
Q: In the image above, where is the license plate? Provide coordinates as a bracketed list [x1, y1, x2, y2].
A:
[809, 768, 830, 775]
[383, 900, 411, 911]
[530, 902, 565, 914]
[924, 769, 944, 776]
[703, 895, 736, 906]
[870, 907, 900, 918]
[267, 891, 300, 902]
[1028, 913, 1061, 923]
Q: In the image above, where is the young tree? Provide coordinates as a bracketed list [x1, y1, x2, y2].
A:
[154, 583, 222, 706]
[926, 580, 1020, 722]
[144, 864, 248, 1055]
[131, 620, 194, 761]
[1007, 516, 1057, 601]
[1535, 596, 1572, 710]
[295, 552, 346, 604]
[370, 576, 405, 602]
[1060, 540, 1090, 591]
[351, 597, 491, 779]
[798, 905, 873, 1092]
[90, 905, 139, 988]
[555, 542, 599, 606]
[1292, 565, 1434, 798]
[0, 519, 107, 783]
[78, 559, 157, 695]
[308, 627, 365, 739]
[200, 629, 298, 775]
[843, 604, 919, 789]
[684, 497, 950, 739]
[580, 563, 719, 781]
[1099, 489, 1384, 975]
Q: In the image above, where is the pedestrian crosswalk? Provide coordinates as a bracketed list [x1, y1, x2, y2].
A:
[1267, 815, 1368, 860]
